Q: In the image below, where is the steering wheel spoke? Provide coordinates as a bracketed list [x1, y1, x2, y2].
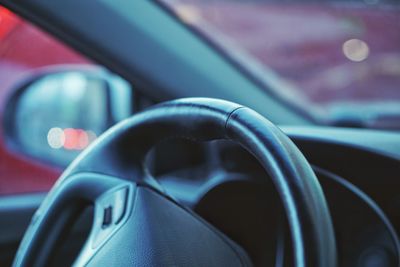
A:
[73, 174, 135, 266]
[14, 173, 135, 267]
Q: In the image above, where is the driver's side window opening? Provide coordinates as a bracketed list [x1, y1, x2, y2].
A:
[0, 7, 134, 195]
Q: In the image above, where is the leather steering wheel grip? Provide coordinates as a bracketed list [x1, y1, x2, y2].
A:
[13, 98, 337, 267]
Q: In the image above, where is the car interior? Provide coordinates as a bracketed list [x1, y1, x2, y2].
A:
[0, 0, 399, 267]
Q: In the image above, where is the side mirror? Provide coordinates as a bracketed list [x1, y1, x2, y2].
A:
[3, 66, 132, 167]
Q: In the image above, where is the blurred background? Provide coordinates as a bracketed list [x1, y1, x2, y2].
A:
[162, 0, 400, 128]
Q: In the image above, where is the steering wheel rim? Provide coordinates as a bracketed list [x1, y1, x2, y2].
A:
[13, 98, 337, 267]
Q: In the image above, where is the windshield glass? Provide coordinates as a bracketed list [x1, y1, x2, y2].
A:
[160, 0, 400, 129]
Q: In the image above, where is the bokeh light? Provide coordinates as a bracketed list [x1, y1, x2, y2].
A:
[47, 127, 97, 150]
[47, 127, 65, 149]
[342, 39, 370, 62]
[77, 129, 89, 150]
[175, 4, 202, 25]
[86, 130, 97, 143]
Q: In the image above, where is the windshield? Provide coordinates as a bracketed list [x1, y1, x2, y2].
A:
[160, 0, 400, 129]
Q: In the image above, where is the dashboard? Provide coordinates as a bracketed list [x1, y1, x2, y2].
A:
[1, 126, 399, 266]
[153, 127, 400, 267]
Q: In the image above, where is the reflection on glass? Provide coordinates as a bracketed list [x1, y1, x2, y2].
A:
[15, 71, 109, 165]
[47, 127, 97, 151]
[47, 127, 65, 149]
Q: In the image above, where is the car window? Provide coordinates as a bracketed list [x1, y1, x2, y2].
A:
[161, 0, 400, 129]
[0, 8, 131, 195]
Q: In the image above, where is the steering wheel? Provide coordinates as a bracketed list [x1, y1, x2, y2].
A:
[13, 98, 337, 267]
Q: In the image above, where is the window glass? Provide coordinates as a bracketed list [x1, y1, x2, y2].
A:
[162, 0, 400, 129]
[0, 8, 131, 195]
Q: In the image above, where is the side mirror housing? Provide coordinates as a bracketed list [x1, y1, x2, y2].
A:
[3, 65, 132, 167]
